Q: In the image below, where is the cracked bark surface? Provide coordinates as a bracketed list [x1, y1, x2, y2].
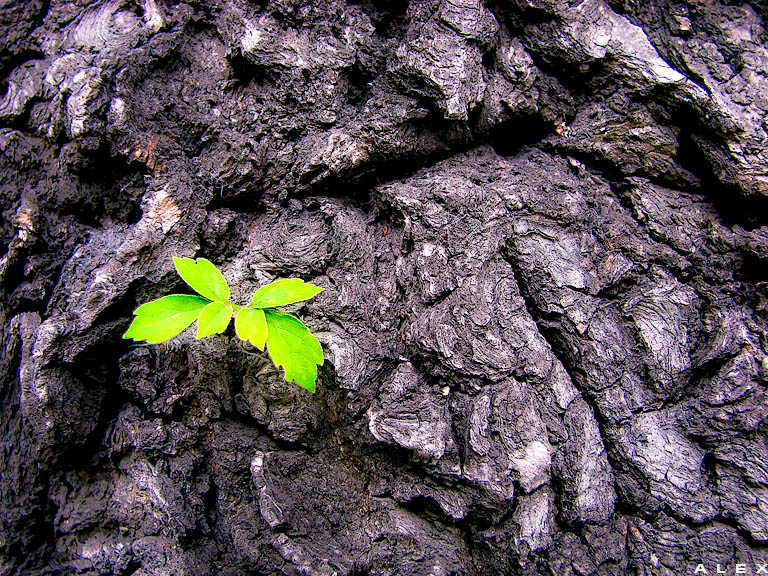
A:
[1, 0, 768, 574]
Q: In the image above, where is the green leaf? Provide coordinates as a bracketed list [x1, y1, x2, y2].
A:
[235, 307, 267, 350]
[196, 301, 233, 339]
[124, 295, 209, 343]
[264, 310, 323, 392]
[173, 256, 230, 302]
[250, 278, 323, 309]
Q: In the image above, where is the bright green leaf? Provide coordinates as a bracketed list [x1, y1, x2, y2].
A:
[250, 278, 323, 309]
[124, 295, 209, 343]
[235, 307, 267, 350]
[127, 256, 325, 392]
[264, 310, 323, 392]
[173, 256, 230, 302]
[196, 301, 233, 339]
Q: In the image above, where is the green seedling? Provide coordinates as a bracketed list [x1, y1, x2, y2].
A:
[123, 257, 324, 392]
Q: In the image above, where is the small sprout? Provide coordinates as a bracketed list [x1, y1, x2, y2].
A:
[123, 257, 324, 392]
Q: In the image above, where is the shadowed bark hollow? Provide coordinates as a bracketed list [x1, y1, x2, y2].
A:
[1, 0, 768, 574]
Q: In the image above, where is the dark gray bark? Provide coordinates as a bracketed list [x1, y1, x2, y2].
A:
[1, 0, 768, 574]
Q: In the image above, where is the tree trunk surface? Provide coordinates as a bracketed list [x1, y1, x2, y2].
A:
[1, 0, 768, 574]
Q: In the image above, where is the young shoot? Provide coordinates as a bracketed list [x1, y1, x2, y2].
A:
[123, 257, 324, 392]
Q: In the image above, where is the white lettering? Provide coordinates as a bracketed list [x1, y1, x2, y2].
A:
[692, 561, 768, 575]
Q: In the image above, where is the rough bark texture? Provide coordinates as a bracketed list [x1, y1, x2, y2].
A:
[2, 0, 768, 574]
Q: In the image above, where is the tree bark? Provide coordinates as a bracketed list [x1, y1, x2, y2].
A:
[1, 0, 767, 574]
